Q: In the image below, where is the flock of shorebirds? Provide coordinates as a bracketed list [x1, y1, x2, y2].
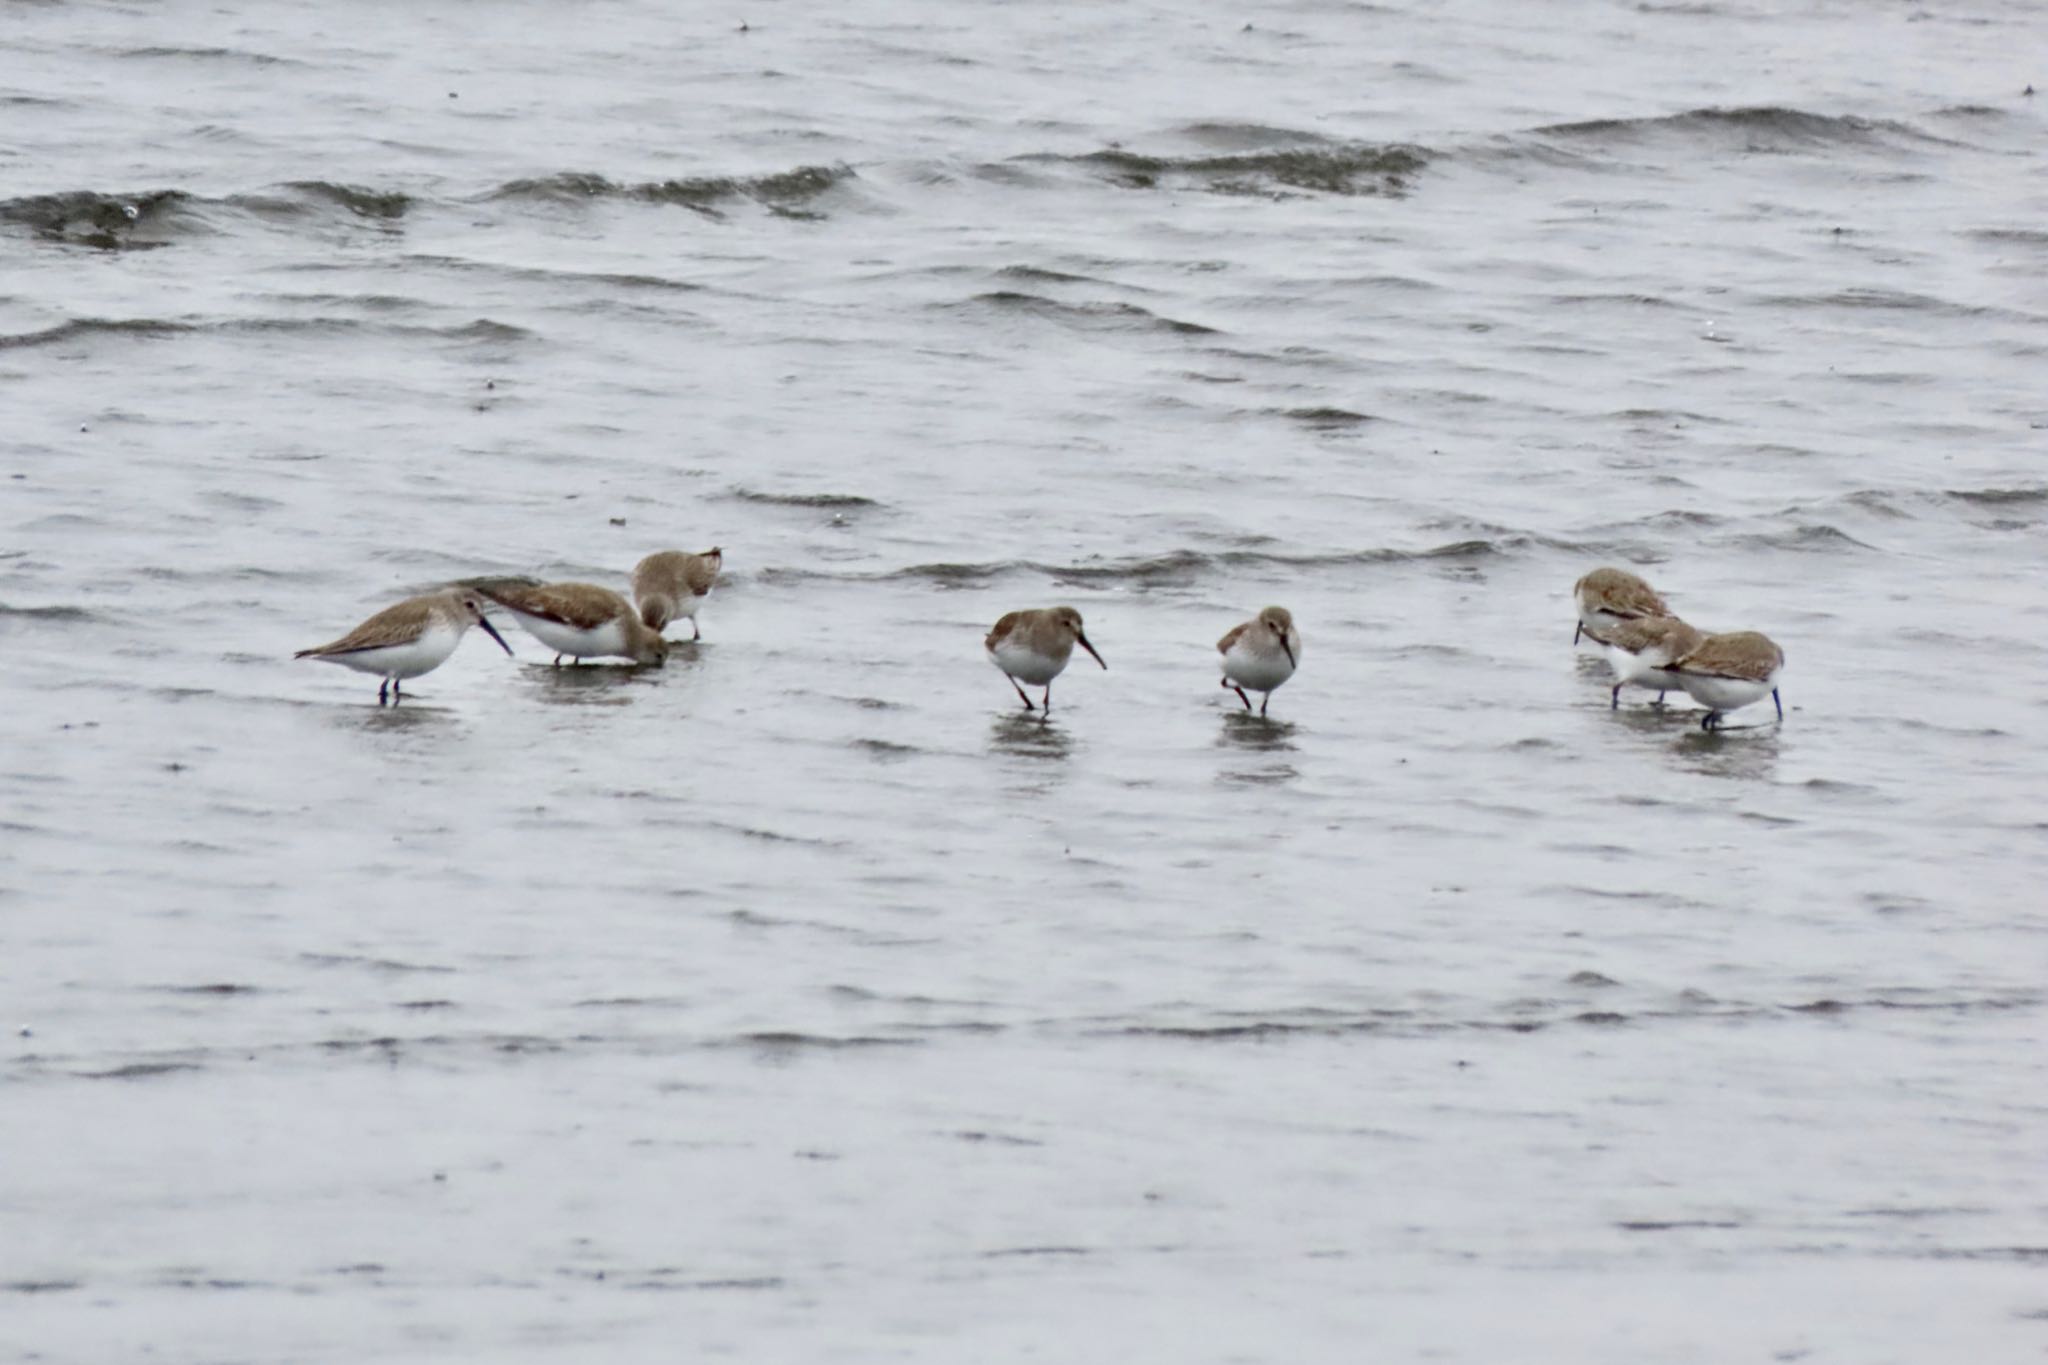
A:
[1573, 565, 1786, 731]
[293, 545, 1302, 716]
[294, 548, 721, 704]
[294, 550, 1778, 732]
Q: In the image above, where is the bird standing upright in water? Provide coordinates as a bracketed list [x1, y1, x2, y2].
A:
[1217, 606, 1299, 716]
[632, 547, 722, 641]
[985, 606, 1106, 712]
[295, 588, 514, 704]
[1670, 630, 1785, 731]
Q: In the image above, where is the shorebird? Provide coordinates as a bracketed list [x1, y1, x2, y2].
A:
[295, 588, 513, 704]
[632, 547, 722, 641]
[985, 606, 1105, 712]
[474, 581, 669, 666]
[1574, 566, 1670, 646]
[1670, 630, 1785, 731]
[1217, 606, 1299, 716]
[1601, 614, 1703, 709]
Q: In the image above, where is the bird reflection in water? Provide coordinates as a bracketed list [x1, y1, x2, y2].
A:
[989, 711, 1073, 760]
[1216, 711, 1300, 785]
[526, 660, 662, 706]
[341, 702, 459, 736]
[1606, 696, 1780, 777]
[1672, 724, 1782, 780]
[1217, 711, 1298, 752]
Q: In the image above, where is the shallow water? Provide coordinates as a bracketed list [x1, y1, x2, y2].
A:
[5, 1, 2048, 1359]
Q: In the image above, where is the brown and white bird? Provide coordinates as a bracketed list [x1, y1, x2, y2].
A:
[632, 547, 722, 641]
[1600, 614, 1703, 709]
[474, 581, 669, 666]
[1670, 630, 1785, 731]
[1217, 606, 1299, 716]
[985, 606, 1105, 712]
[1573, 566, 1670, 646]
[295, 588, 514, 704]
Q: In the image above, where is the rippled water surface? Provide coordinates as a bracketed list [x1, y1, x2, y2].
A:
[5, 1, 2048, 1359]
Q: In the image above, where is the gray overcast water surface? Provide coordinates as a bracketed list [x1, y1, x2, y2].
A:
[3, 1, 2047, 1360]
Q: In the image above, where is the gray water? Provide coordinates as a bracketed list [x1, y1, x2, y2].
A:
[5, 1, 2048, 1359]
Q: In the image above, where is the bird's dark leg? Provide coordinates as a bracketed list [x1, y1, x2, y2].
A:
[1772, 688, 1783, 720]
[692, 621, 702, 641]
[377, 678, 389, 705]
[1041, 683, 1053, 713]
[1651, 691, 1666, 709]
[1700, 711, 1722, 732]
[1611, 683, 1622, 710]
[1259, 693, 1270, 717]
[553, 653, 564, 667]
[1008, 676, 1035, 710]
[391, 678, 402, 704]
[1230, 683, 1253, 711]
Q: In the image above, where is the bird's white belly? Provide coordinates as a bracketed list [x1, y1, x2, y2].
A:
[317, 626, 460, 680]
[1676, 672, 1774, 711]
[989, 639, 1066, 686]
[1606, 648, 1679, 693]
[1222, 643, 1296, 693]
[1633, 664, 1684, 693]
[512, 611, 628, 660]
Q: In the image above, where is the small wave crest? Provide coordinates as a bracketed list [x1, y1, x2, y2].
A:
[726, 488, 882, 509]
[0, 318, 194, 349]
[1947, 486, 2048, 506]
[955, 291, 1215, 335]
[242, 181, 412, 221]
[0, 189, 196, 249]
[115, 45, 308, 67]
[1532, 105, 1954, 152]
[1725, 523, 1879, 554]
[0, 603, 96, 623]
[1018, 141, 1426, 198]
[0, 180, 412, 250]
[0, 314, 528, 352]
[485, 164, 855, 218]
[762, 538, 1542, 590]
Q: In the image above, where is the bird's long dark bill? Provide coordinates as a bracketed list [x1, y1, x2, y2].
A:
[1280, 638, 1296, 668]
[1077, 634, 1107, 669]
[478, 617, 516, 656]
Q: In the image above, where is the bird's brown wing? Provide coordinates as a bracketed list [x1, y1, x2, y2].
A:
[632, 552, 684, 601]
[1604, 615, 1699, 655]
[296, 596, 433, 657]
[481, 581, 627, 630]
[1674, 632, 1782, 680]
[1576, 569, 1669, 619]
[682, 552, 720, 597]
[985, 610, 1024, 651]
[1216, 621, 1250, 655]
